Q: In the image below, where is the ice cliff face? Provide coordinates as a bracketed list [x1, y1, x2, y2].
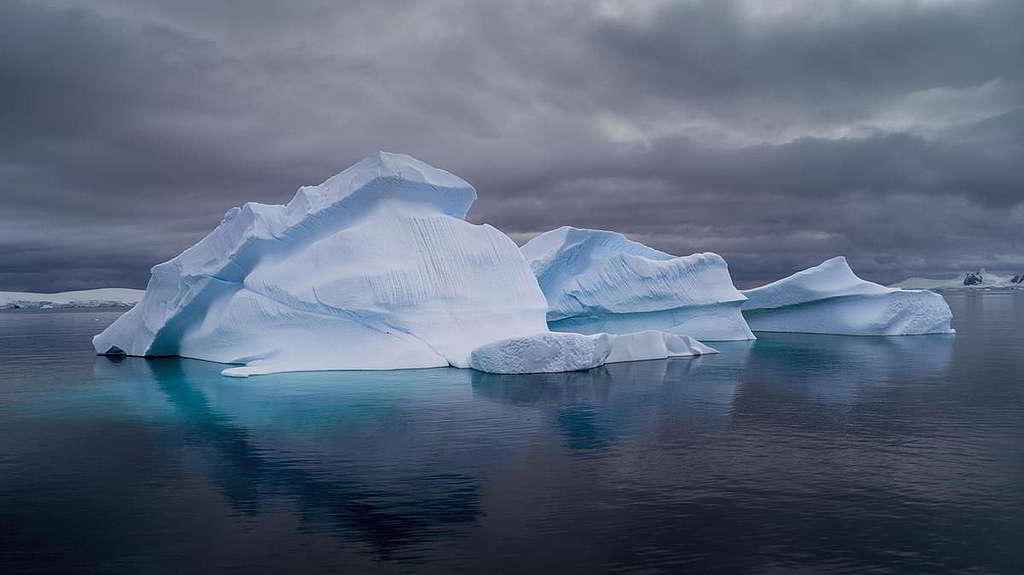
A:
[520, 227, 754, 341]
[742, 257, 954, 335]
[93, 152, 550, 376]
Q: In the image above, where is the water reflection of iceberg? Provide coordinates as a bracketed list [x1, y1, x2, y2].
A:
[470, 348, 751, 406]
[471, 349, 753, 452]
[94, 357, 482, 558]
[736, 333, 954, 407]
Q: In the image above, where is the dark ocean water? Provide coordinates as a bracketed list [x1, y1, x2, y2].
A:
[1, 293, 1022, 574]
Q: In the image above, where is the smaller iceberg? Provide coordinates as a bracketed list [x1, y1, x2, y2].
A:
[469, 330, 717, 374]
[742, 257, 954, 335]
[521, 227, 754, 341]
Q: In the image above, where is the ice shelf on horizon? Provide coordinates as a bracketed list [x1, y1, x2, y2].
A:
[521, 226, 755, 341]
[1, 288, 143, 310]
[890, 270, 1024, 290]
[741, 256, 954, 335]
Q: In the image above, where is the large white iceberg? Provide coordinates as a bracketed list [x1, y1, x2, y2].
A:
[520, 227, 754, 341]
[94, 152, 551, 376]
[469, 330, 717, 374]
[741, 256, 954, 335]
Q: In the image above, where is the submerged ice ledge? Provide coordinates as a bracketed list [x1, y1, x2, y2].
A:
[469, 331, 717, 375]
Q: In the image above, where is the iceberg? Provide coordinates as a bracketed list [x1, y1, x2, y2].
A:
[469, 330, 717, 374]
[0, 288, 143, 310]
[94, 152, 551, 376]
[520, 227, 754, 341]
[742, 257, 954, 335]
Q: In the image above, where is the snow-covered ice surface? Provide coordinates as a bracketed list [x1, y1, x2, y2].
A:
[742, 257, 954, 335]
[603, 330, 718, 364]
[1, 288, 143, 310]
[521, 227, 754, 341]
[469, 332, 611, 374]
[469, 330, 717, 374]
[94, 152, 550, 376]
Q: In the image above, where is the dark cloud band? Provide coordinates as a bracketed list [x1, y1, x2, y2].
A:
[2, 0, 1022, 291]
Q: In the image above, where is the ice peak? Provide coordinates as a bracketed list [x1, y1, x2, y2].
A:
[820, 255, 849, 267]
[523, 226, 674, 266]
[792, 255, 854, 279]
[746, 257, 855, 292]
[362, 150, 422, 177]
[743, 256, 892, 312]
[329, 151, 472, 191]
[283, 152, 476, 220]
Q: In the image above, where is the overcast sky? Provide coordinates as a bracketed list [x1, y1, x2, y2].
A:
[2, 0, 1022, 291]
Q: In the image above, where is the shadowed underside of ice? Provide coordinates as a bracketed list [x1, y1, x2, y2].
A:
[94, 152, 552, 376]
[521, 227, 754, 341]
[741, 257, 954, 335]
[469, 330, 718, 374]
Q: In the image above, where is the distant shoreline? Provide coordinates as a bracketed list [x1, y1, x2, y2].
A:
[0, 305, 134, 313]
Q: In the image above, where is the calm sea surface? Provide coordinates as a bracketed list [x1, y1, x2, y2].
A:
[1, 293, 1022, 574]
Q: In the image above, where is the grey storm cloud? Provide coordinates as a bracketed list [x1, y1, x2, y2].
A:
[1, 0, 1022, 291]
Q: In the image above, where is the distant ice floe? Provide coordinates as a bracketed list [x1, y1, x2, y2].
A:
[742, 257, 954, 336]
[521, 227, 754, 341]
